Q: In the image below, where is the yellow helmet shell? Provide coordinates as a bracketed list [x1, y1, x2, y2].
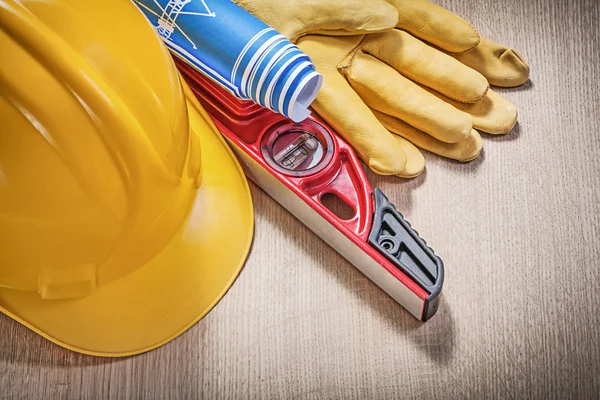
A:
[0, 0, 254, 356]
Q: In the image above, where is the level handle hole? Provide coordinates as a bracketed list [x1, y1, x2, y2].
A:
[321, 192, 356, 221]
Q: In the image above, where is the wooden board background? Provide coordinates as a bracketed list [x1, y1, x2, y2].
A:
[1, 0, 599, 398]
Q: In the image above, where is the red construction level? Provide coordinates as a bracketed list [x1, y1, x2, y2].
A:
[177, 59, 444, 321]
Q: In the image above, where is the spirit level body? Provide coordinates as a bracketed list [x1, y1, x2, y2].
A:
[177, 60, 444, 321]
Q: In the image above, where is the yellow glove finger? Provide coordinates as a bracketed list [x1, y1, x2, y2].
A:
[362, 30, 489, 103]
[449, 37, 531, 87]
[343, 51, 473, 144]
[312, 73, 412, 176]
[297, 35, 408, 176]
[422, 87, 518, 135]
[391, 135, 426, 178]
[373, 110, 483, 162]
[234, 0, 398, 42]
[385, 0, 480, 53]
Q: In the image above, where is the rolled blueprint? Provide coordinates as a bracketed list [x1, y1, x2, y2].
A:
[134, 0, 323, 122]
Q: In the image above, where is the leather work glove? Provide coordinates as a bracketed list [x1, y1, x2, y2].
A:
[234, 0, 530, 177]
[388, 0, 530, 87]
[233, 0, 399, 40]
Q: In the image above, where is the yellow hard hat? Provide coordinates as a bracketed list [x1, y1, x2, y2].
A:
[0, 0, 254, 356]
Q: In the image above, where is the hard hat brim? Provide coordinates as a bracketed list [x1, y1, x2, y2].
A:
[0, 79, 255, 357]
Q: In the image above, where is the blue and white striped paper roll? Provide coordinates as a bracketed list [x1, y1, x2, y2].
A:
[134, 0, 322, 122]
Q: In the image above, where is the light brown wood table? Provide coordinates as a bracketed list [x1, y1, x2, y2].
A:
[1, 0, 599, 398]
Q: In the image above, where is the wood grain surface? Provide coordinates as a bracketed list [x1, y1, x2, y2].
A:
[1, 0, 599, 399]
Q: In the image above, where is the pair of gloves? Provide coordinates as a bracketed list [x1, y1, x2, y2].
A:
[233, 0, 530, 178]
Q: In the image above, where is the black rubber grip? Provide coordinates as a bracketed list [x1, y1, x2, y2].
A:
[368, 189, 444, 321]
